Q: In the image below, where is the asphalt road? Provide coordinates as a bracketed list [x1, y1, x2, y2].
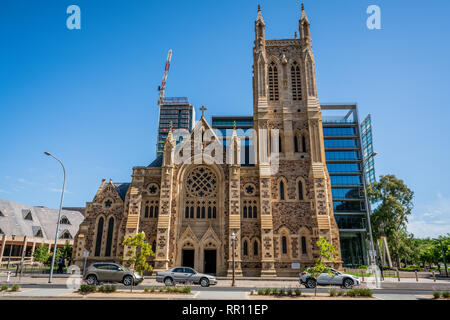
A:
[12, 283, 439, 295]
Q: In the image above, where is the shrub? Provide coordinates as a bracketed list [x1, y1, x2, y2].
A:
[337, 290, 344, 297]
[173, 287, 180, 293]
[150, 287, 155, 293]
[166, 286, 173, 293]
[183, 286, 191, 293]
[264, 288, 271, 295]
[346, 290, 356, 297]
[442, 291, 449, 298]
[357, 288, 372, 297]
[329, 289, 336, 297]
[144, 287, 149, 293]
[287, 289, 293, 296]
[11, 284, 20, 292]
[358, 265, 368, 269]
[257, 288, 264, 295]
[433, 291, 441, 299]
[98, 286, 105, 293]
[79, 284, 96, 294]
[271, 288, 278, 295]
[1, 284, 8, 291]
[278, 288, 285, 295]
[110, 285, 117, 292]
[159, 287, 164, 292]
[295, 288, 301, 296]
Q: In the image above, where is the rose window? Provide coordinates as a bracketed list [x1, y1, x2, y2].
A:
[185, 166, 217, 198]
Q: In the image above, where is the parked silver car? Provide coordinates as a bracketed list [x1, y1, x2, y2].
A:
[156, 267, 217, 287]
[84, 263, 144, 286]
[300, 268, 360, 289]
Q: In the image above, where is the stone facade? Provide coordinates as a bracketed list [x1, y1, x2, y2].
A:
[73, 6, 342, 276]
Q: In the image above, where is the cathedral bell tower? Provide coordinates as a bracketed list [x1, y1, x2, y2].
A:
[251, 4, 342, 268]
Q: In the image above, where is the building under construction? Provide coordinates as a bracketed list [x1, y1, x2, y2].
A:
[155, 50, 196, 156]
[156, 97, 195, 156]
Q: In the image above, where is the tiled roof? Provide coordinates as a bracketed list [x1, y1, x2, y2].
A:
[113, 183, 130, 201]
[148, 155, 163, 167]
[0, 200, 84, 239]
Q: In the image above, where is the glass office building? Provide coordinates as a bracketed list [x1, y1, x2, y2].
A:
[156, 97, 195, 156]
[322, 104, 374, 267]
[211, 106, 375, 267]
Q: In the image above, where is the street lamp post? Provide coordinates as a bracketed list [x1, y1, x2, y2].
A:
[6, 235, 16, 270]
[361, 151, 380, 288]
[44, 152, 66, 283]
[231, 232, 236, 287]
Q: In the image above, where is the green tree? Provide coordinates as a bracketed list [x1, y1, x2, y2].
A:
[122, 232, 154, 276]
[306, 237, 338, 296]
[56, 241, 73, 263]
[367, 175, 414, 267]
[33, 244, 50, 265]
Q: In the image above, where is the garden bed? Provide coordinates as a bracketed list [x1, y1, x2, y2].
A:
[250, 288, 374, 300]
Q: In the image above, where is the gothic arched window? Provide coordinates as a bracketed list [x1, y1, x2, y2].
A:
[294, 135, 299, 153]
[302, 135, 307, 153]
[279, 180, 286, 200]
[268, 62, 279, 101]
[105, 217, 114, 257]
[291, 61, 302, 101]
[282, 236, 288, 255]
[279, 135, 282, 153]
[184, 166, 218, 220]
[253, 240, 258, 256]
[298, 180, 304, 200]
[301, 236, 307, 254]
[243, 240, 248, 256]
[94, 217, 104, 256]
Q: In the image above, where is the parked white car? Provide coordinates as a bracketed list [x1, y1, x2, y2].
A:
[300, 268, 360, 288]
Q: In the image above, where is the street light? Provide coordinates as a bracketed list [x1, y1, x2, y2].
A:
[361, 151, 380, 288]
[6, 234, 16, 270]
[231, 232, 236, 287]
[44, 152, 66, 283]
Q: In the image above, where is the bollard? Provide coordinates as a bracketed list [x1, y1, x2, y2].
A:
[415, 270, 418, 282]
[6, 271, 11, 283]
[432, 271, 436, 282]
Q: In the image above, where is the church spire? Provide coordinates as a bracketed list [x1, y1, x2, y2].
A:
[256, 4, 264, 24]
[299, 3, 311, 41]
[255, 4, 265, 49]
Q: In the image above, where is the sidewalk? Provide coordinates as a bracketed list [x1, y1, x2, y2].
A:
[1, 274, 449, 290]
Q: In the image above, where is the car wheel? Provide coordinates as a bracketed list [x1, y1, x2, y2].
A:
[200, 278, 210, 287]
[343, 278, 354, 289]
[123, 275, 134, 286]
[164, 277, 174, 286]
[86, 275, 97, 285]
[306, 278, 316, 289]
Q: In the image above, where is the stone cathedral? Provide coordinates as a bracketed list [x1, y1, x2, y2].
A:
[73, 6, 342, 276]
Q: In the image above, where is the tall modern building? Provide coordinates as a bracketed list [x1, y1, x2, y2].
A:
[212, 103, 375, 267]
[321, 104, 375, 267]
[156, 97, 195, 156]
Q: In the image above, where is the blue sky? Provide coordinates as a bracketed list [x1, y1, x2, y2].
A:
[1, 0, 449, 238]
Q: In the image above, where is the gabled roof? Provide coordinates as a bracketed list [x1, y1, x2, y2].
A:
[112, 183, 130, 201]
[148, 155, 163, 168]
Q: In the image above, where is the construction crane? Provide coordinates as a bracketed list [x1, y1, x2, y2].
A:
[158, 49, 173, 105]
